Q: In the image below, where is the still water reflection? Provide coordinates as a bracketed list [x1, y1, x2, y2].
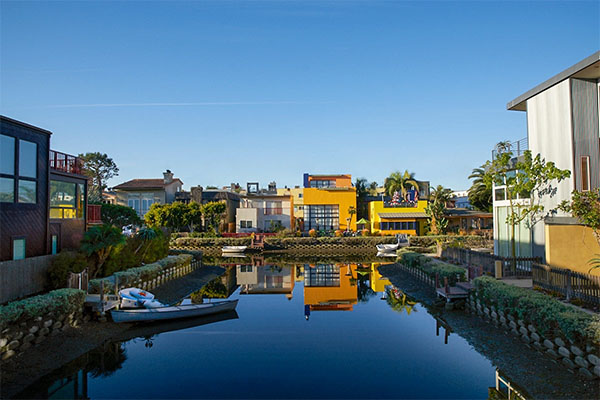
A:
[19, 259, 509, 399]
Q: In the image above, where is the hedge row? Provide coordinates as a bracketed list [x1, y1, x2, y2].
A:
[408, 235, 490, 249]
[398, 250, 466, 285]
[0, 289, 86, 329]
[473, 276, 600, 346]
[264, 236, 396, 247]
[89, 254, 193, 293]
[173, 237, 252, 247]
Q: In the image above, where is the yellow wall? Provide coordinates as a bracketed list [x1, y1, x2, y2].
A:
[304, 264, 357, 310]
[278, 187, 304, 219]
[369, 263, 392, 292]
[303, 187, 357, 231]
[545, 224, 600, 276]
[368, 200, 428, 236]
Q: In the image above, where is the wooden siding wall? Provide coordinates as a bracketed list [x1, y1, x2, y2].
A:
[571, 78, 600, 191]
[0, 254, 55, 303]
[0, 119, 50, 261]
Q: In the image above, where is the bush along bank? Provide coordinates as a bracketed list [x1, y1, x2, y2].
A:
[397, 250, 467, 287]
[468, 276, 600, 380]
[0, 289, 87, 362]
[172, 236, 398, 253]
[88, 254, 196, 294]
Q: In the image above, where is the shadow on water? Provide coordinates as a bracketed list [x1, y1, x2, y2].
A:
[14, 255, 573, 399]
[15, 311, 239, 399]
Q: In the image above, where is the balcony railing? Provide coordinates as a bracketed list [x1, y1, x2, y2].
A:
[491, 137, 528, 160]
[383, 200, 418, 208]
[50, 150, 83, 175]
[264, 207, 283, 215]
[87, 204, 102, 224]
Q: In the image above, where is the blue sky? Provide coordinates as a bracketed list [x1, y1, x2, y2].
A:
[1, 1, 598, 191]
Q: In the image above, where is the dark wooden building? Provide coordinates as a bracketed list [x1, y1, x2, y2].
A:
[0, 116, 97, 261]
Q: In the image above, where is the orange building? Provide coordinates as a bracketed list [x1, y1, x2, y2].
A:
[302, 173, 357, 232]
[303, 264, 358, 319]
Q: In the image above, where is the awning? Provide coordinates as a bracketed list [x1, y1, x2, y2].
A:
[378, 212, 428, 219]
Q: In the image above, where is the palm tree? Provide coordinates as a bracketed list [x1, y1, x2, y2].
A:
[347, 206, 357, 231]
[468, 162, 493, 212]
[80, 224, 125, 278]
[135, 227, 159, 261]
[384, 170, 419, 200]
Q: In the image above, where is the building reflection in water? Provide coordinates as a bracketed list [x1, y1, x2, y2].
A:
[236, 264, 296, 299]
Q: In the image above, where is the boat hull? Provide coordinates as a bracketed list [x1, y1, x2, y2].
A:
[222, 246, 247, 253]
[111, 300, 239, 323]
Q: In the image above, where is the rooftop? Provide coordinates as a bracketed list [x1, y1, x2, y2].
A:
[114, 178, 183, 190]
[508, 51, 600, 111]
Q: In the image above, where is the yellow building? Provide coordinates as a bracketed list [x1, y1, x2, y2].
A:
[304, 264, 357, 316]
[277, 187, 304, 219]
[369, 263, 393, 293]
[302, 173, 357, 231]
[369, 199, 429, 236]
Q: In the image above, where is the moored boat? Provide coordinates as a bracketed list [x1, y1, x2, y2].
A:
[376, 234, 409, 253]
[111, 299, 239, 323]
[222, 245, 247, 254]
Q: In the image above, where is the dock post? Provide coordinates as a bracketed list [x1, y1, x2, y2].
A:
[100, 280, 105, 314]
[494, 261, 503, 279]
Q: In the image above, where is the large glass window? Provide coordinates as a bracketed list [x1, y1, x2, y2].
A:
[304, 205, 339, 231]
[18, 140, 37, 178]
[18, 180, 36, 203]
[0, 135, 15, 174]
[50, 180, 83, 219]
[0, 177, 14, 202]
[310, 180, 336, 188]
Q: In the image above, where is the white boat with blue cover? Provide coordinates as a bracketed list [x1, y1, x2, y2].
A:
[111, 299, 239, 323]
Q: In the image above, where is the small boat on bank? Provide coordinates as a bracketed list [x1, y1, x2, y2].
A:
[111, 300, 239, 323]
[376, 234, 409, 253]
[222, 245, 247, 254]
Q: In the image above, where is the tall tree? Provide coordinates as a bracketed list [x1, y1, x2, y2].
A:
[467, 161, 493, 212]
[80, 224, 125, 278]
[355, 178, 376, 220]
[101, 203, 141, 227]
[347, 206, 356, 231]
[201, 201, 227, 233]
[79, 152, 119, 203]
[426, 185, 452, 235]
[488, 147, 570, 261]
[384, 170, 419, 200]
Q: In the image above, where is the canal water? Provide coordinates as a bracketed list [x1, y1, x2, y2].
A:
[18, 260, 512, 399]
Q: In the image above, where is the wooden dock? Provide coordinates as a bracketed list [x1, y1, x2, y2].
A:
[436, 279, 474, 301]
[84, 294, 119, 313]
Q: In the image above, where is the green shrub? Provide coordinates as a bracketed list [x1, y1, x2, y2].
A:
[473, 276, 600, 345]
[398, 251, 465, 285]
[47, 252, 89, 290]
[408, 235, 490, 249]
[0, 289, 86, 329]
[102, 232, 169, 277]
[88, 254, 192, 293]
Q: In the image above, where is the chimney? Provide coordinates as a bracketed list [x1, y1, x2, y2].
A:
[191, 186, 203, 203]
[163, 169, 174, 184]
[268, 181, 277, 193]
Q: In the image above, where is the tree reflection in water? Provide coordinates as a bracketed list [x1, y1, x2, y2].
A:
[385, 286, 418, 315]
[87, 342, 127, 378]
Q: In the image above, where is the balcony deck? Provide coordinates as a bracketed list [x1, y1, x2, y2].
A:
[49, 150, 84, 175]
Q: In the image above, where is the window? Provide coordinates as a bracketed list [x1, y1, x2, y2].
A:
[240, 220, 252, 229]
[240, 265, 253, 273]
[0, 177, 14, 202]
[304, 205, 339, 231]
[581, 156, 590, 191]
[18, 180, 36, 203]
[19, 140, 37, 178]
[0, 135, 15, 174]
[494, 188, 506, 201]
[310, 180, 336, 188]
[141, 198, 154, 216]
[50, 180, 83, 219]
[305, 264, 340, 287]
[13, 238, 25, 260]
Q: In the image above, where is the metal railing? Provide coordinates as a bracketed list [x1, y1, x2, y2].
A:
[442, 247, 540, 279]
[491, 137, 528, 160]
[87, 204, 102, 224]
[532, 263, 600, 306]
[49, 150, 83, 175]
[264, 207, 283, 215]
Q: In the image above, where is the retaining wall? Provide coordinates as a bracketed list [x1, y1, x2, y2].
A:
[466, 295, 600, 380]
